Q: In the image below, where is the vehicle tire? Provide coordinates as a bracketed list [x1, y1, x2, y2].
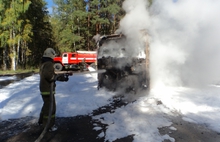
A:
[54, 63, 63, 71]
[90, 63, 97, 70]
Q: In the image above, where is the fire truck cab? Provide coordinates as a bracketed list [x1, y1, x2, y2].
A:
[53, 51, 97, 71]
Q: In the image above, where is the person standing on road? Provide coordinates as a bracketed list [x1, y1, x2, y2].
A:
[38, 48, 58, 132]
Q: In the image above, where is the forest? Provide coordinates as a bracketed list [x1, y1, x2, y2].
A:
[0, 0, 126, 71]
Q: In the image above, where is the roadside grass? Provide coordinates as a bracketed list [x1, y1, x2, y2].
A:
[0, 68, 39, 75]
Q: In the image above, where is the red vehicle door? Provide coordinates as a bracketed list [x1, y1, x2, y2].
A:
[69, 53, 78, 64]
[62, 53, 68, 64]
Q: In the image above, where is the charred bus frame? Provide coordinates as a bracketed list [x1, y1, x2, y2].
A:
[97, 34, 149, 93]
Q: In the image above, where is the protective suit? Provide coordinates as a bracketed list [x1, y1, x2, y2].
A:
[38, 48, 57, 131]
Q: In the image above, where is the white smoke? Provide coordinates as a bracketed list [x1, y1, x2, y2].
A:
[118, 0, 220, 88]
[116, 0, 151, 55]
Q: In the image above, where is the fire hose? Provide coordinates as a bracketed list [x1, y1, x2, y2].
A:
[35, 73, 69, 142]
[34, 69, 105, 142]
[34, 81, 55, 142]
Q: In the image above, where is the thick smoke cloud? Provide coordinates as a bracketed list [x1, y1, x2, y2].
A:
[116, 0, 150, 57]
[117, 0, 220, 88]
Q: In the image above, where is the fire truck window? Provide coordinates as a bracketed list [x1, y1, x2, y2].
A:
[63, 54, 67, 57]
[72, 54, 76, 57]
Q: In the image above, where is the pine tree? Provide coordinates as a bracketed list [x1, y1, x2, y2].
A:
[26, 0, 54, 68]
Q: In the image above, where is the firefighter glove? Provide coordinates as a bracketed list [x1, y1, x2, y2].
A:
[56, 74, 69, 82]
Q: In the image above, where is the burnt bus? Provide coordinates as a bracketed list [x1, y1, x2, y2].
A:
[96, 34, 149, 93]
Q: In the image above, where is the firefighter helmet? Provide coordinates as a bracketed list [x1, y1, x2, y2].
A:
[43, 48, 56, 59]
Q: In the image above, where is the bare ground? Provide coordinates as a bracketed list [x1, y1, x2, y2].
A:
[159, 115, 220, 142]
[1, 97, 220, 142]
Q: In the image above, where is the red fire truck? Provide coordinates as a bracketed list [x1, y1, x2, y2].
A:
[53, 51, 97, 71]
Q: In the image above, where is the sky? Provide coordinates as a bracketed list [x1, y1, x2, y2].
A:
[45, 0, 55, 14]
[1, 66, 220, 142]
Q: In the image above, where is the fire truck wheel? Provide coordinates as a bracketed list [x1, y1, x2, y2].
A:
[54, 63, 63, 71]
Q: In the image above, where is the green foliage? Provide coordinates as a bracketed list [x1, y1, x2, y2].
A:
[1, 0, 151, 70]
[0, 0, 54, 70]
[0, 68, 38, 75]
[52, 0, 125, 52]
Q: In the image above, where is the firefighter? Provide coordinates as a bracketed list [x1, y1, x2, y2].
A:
[38, 48, 58, 132]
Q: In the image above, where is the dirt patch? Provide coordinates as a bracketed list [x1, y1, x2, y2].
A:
[0, 72, 35, 89]
[1, 97, 220, 142]
[159, 115, 220, 142]
[5, 116, 106, 142]
[0, 97, 133, 142]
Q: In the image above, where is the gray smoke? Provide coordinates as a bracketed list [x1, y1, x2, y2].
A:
[116, 0, 220, 88]
[93, 34, 101, 43]
[116, 0, 150, 57]
[98, 0, 150, 68]
[149, 0, 220, 88]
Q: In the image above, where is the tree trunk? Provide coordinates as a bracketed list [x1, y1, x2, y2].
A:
[16, 38, 20, 68]
[96, 23, 99, 34]
[11, 29, 16, 71]
[145, 33, 150, 89]
[113, 14, 116, 33]
[140, 29, 150, 89]
[87, 15, 90, 51]
[22, 41, 27, 69]
[3, 47, 7, 70]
